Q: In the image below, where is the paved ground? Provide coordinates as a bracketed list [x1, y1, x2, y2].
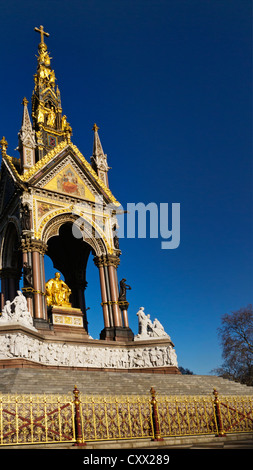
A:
[1, 433, 252, 450]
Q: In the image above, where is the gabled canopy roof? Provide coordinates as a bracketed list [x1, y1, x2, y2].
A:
[3, 140, 120, 206]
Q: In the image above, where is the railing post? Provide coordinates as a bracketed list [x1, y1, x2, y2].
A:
[150, 387, 164, 441]
[213, 388, 226, 437]
[73, 385, 86, 446]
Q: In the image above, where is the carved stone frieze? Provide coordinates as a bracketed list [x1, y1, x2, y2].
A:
[0, 332, 178, 369]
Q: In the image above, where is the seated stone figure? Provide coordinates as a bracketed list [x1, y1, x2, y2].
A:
[45, 272, 71, 307]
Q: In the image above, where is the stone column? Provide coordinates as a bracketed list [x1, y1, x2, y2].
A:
[94, 256, 110, 328]
[30, 240, 48, 323]
[21, 244, 34, 317]
[0, 277, 6, 310]
[94, 254, 133, 341]
[119, 301, 130, 328]
[108, 267, 121, 327]
[32, 251, 44, 319]
[0, 269, 8, 306]
[0, 268, 20, 303]
[98, 265, 110, 328]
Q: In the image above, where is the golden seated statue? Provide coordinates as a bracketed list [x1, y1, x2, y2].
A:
[45, 272, 71, 308]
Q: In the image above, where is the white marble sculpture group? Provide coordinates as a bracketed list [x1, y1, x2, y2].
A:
[135, 307, 170, 340]
[0, 291, 37, 331]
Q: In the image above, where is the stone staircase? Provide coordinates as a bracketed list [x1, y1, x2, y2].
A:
[0, 368, 252, 396]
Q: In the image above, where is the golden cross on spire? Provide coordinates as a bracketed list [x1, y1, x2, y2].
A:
[92, 123, 99, 132]
[34, 25, 50, 44]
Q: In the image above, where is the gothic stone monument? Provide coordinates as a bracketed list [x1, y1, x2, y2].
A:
[0, 26, 179, 374]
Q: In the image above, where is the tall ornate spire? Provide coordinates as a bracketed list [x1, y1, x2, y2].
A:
[91, 124, 110, 187]
[32, 25, 72, 160]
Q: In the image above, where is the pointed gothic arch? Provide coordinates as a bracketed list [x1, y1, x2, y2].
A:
[41, 212, 108, 257]
[40, 213, 109, 332]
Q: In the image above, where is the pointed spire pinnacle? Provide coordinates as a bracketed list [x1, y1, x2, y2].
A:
[18, 99, 36, 172]
[91, 124, 110, 187]
[0, 136, 8, 156]
[92, 123, 105, 158]
[19, 98, 36, 148]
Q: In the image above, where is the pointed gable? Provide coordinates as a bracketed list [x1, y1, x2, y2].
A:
[43, 162, 96, 202]
[20, 140, 120, 206]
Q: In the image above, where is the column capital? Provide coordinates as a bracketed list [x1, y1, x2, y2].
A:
[119, 300, 129, 311]
[94, 254, 120, 269]
[20, 236, 48, 255]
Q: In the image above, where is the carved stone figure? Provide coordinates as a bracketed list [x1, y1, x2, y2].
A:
[152, 318, 170, 338]
[61, 114, 67, 130]
[118, 278, 131, 302]
[135, 307, 170, 340]
[23, 262, 32, 286]
[20, 203, 31, 230]
[45, 272, 72, 307]
[112, 225, 120, 249]
[0, 301, 12, 321]
[47, 106, 56, 127]
[0, 291, 36, 330]
[36, 104, 45, 123]
[13, 291, 29, 318]
[136, 307, 153, 338]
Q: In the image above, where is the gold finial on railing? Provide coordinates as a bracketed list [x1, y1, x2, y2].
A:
[150, 387, 163, 441]
[213, 388, 226, 437]
[73, 385, 86, 446]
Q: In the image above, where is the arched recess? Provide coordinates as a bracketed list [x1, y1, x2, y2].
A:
[0, 221, 22, 305]
[40, 212, 108, 332]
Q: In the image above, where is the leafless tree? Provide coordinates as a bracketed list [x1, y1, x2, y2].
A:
[212, 305, 253, 386]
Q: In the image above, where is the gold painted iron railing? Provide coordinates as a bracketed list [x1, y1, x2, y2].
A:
[79, 394, 154, 442]
[0, 386, 252, 446]
[0, 393, 75, 445]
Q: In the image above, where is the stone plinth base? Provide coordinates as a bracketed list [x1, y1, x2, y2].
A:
[48, 306, 88, 334]
[0, 325, 179, 374]
[100, 326, 134, 342]
[0, 358, 180, 374]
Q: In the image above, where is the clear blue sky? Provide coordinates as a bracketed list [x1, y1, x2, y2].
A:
[0, 0, 252, 374]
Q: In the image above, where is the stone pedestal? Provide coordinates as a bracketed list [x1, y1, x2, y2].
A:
[48, 306, 88, 334]
[100, 326, 134, 342]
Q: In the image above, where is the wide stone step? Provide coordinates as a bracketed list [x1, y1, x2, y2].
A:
[0, 369, 252, 396]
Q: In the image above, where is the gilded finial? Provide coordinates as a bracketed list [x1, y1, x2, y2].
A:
[22, 97, 29, 106]
[92, 123, 99, 132]
[34, 25, 50, 45]
[0, 136, 8, 156]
